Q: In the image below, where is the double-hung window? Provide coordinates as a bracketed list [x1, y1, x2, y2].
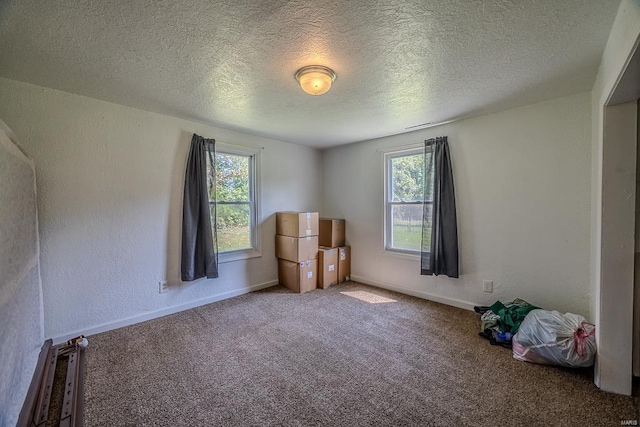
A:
[206, 143, 260, 261]
[384, 146, 433, 255]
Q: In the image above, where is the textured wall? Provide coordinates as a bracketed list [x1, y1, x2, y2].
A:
[0, 77, 323, 341]
[0, 121, 44, 427]
[323, 93, 592, 317]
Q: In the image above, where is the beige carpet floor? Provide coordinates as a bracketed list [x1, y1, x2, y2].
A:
[83, 282, 638, 426]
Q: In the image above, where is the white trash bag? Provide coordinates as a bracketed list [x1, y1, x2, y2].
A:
[513, 309, 596, 368]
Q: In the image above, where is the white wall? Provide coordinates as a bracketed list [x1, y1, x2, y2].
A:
[323, 93, 592, 316]
[590, 0, 640, 395]
[0, 121, 44, 427]
[0, 77, 323, 342]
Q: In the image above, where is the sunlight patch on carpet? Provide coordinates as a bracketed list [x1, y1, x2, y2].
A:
[340, 291, 396, 304]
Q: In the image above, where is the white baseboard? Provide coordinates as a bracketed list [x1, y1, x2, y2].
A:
[350, 275, 478, 312]
[50, 280, 279, 344]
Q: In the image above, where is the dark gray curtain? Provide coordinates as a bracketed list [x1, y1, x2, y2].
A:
[181, 134, 218, 281]
[421, 136, 459, 278]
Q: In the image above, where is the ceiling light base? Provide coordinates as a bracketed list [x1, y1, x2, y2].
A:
[295, 65, 336, 96]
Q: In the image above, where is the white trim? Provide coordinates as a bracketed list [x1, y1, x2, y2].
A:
[216, 141, 263, 155]
[49, 280, 278, 344]
[377, 142, 424, 153]
[383, 147, 426, 255]
[219, 248, 262, 263]
[381, 249, 420, 261]
[214, 143, 262, 262]
[351, 275, 477, 311]
[591, 0, 640, 395]
[603, 22, 640, 107]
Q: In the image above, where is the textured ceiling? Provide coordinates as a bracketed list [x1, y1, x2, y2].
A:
[0, 0, 621, 148]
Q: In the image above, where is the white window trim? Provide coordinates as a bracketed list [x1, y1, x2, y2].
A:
[215, 142, 262, 264]
[382, 144, 425, 258]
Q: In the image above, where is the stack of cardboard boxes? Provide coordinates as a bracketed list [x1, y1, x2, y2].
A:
[275, 212, 319, 293]
[275, 212, 351, 293]
[317, 218, 350, 289]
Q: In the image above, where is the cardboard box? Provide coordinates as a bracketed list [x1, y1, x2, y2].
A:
[337, 246, 351, 283]
[318, 247, 338, 289]
[276, 212, 319, 237]
[275, 235, 318, 262]
[319, 218, 346, 248]
[278, 259, 317, 293]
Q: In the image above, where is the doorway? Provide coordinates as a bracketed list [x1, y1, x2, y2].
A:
[598, 37, 640, 395]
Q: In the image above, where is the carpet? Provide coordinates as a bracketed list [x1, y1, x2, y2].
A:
[83, 282, 638, 426]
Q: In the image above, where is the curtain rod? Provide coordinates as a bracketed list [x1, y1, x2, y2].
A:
[374, 118, 457, 152]
[203, 139, 265, 150]
[376, 142, 424, 152]
[217, 141, 265, 150]
[375, 135, 448, 152]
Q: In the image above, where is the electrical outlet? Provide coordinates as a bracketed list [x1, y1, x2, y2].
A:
[158, 280, 169, 294]
[482, 280, 493, 293]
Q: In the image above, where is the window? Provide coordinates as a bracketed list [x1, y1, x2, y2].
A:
[206, 143, 260, 261]
[384, 146, 433, 255]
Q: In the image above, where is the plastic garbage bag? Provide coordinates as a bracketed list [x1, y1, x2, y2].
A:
[513, 309, 596, 368]
[512, 333, 551, 365]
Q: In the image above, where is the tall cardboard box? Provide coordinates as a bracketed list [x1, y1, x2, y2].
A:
[337, 246, 351, 283]
[275, 235, 318, 262]
[276, 212, 319, 237]
[278, 259, 317, 293]
[319, 218, 346, 248]
[318, 247, 338, 289]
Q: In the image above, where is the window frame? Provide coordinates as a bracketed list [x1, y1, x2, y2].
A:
[211, 142, 262, 263]
[382, 145, 431, 257]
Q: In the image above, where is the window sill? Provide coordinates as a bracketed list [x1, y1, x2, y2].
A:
[383, 248, 421, 261]
[219, 249, 262, 264]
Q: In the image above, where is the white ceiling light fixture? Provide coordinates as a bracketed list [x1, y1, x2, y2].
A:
[295, 65, 337, 96]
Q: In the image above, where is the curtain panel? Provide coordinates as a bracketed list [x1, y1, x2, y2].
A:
[421, 136, 459, 278]
[181, 134, 218, 281]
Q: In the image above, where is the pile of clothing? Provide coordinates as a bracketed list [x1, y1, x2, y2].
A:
[475, 298, 538, 348]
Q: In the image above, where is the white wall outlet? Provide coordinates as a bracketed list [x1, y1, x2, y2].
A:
[483, 280, 493, 293]
[158, 280, 169, 294]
